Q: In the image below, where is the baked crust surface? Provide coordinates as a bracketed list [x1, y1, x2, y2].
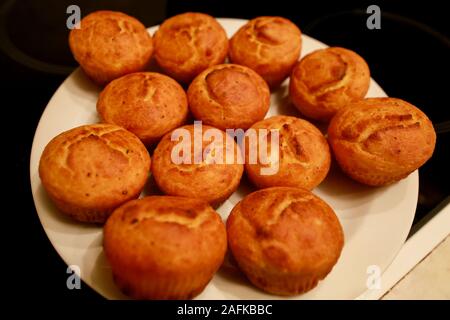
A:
[152, 124, 244, 205]
[104, 196, 227, 299]
[188, 64, 270, 130]
[153, 12, 228, 83]
[290, 47, 370, 121]
[69, 11, 153, 86]
[328, 97, 436, 186]
[39, 124, 150, 223]
[97, 72, 188, 145]
[227, 187, 344, 295]
[245, 115, 331, 190]
[229, 16, 302, 87]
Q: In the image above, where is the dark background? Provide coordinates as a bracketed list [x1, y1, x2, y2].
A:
[2, 0, 449, 300]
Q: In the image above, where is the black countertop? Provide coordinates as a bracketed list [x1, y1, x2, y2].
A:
[3, 0, 449, 300]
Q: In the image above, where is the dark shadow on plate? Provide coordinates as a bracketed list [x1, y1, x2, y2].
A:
[69, 67, 101, 95]
[214, 250, 286, 299]
[141, 174, 164, 197]
[214, 267, 248, 291]
[270, 83, 329, 134]
[317, 160, 409, 217]
[319, 161, 378, 195]
[146, 56, 164, 74]
[228, 174, 257, 203]
[216, 252, 248, 284]
[317, 161, 384, 213]
[309, 119, 329, 136]
[89, 239, 128, 300]
[271, 83, 301, 117]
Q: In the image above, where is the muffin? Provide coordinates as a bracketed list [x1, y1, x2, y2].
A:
[69, 11, 153, 86]
[104, 196, 227, 299]
[97, 72, 188, 145]
[290, 47, 370, 121]
[244, 115, 331, 190]
[227, 187, 344, 295]
[187, 64, 270, 130]
[229, 16, 302, 88]
[328, 97, 436, 186]
[153, 12, 228, 84]
[152, 124, 243, 205]
[39, 124, 150, 223]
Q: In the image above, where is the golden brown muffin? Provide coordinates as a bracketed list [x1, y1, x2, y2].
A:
[328, 97, 436, 186]
[244, 115, 331, 190]
[152, 124, 243, 205]
[153, 12, 228, 84]
[69, 11, 153, 86]
[97, 72, 188, 145]
[227, 187, 344, 296]
[229, 16, 302, 88]
[187, 64, 270, 130]
[290, 47, 370, 121]
[39, 124, 150, 223]
[104, 196, 227, 299]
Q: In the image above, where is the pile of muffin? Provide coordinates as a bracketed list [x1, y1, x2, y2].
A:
[38, 11, 436, 299]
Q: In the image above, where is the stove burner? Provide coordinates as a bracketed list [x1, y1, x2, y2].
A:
[0, 0, 167, 75]
[0, 0, 74, 74]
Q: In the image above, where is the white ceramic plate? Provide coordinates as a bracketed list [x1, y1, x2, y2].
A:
[30, 18, 418, 300]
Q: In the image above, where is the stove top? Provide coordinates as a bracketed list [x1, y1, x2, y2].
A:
[3, 0, 448, 300]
